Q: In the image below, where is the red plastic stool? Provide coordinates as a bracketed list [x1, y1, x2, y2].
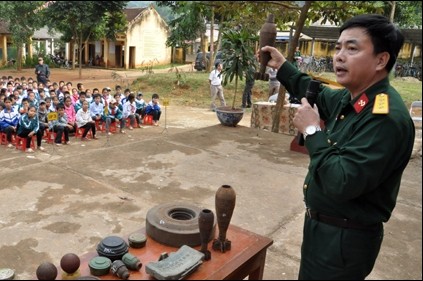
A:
[95, 120, 104, 132]
[1, 132, 16, 145]
[75, 126, 93, 139]
[43, 129, 51, 143]
[107, 121, 117, 134]
[15, 135, 36, 151]
[0, 132, 7, 145]
[47, 131, 66, 144]
[125, 118, 131, 128]
[143, 115, 153, 125]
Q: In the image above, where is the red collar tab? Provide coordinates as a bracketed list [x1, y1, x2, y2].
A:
[353, 93, 369, 114]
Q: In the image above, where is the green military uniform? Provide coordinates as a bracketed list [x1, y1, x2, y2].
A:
[277, 62, 415, 280]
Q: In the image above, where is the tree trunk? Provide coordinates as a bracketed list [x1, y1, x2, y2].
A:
[200, 33, 207, 71]
[273, 0, 311, 130]
[271, 86, 286, 133]
[232, 75, 238, 109]
[287, 0, 311, 62]
[209, 7, 215, 73]
[389, 1, 396, 23]
[78, 40, 83, 79]
[17, 45, 23, 71]
[78, 29, 84, 79]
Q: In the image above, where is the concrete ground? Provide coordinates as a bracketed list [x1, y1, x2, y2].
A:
[0, 106, 421, 280]
[0, 67, 421, 280]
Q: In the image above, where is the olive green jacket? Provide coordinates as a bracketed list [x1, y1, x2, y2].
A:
[277, 62, 415, 224]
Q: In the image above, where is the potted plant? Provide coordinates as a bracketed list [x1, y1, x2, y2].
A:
[215, 28, 258, 127]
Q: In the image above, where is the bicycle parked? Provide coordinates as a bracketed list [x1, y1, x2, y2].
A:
[49, 54, 72, 69]
[395, 61, 421, 81]
[299, 56, 334, 74]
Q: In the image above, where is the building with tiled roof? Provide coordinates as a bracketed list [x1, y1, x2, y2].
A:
[0, 5, 171, 69]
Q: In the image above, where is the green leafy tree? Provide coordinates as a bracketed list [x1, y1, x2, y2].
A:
[0, 1, 45, 71]
[385, 1, 422, 27]
[44, 1, 128, 78]
[157, 1, 210, 70]
[220, 28, 258, 109]
[158, 1, 208, 49]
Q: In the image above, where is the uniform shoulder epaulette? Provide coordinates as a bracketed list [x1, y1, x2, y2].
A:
[372, 93, 389, 115]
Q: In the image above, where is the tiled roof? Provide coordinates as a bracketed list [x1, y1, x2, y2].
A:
[0, 22, 61, 39]
[33, 26, 62, 40]
[301, 26, 422, 45]
[123, 7, 147, 23]
[0, 20, 11, 34]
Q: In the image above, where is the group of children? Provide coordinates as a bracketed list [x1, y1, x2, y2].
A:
[0, 75, 162, 153]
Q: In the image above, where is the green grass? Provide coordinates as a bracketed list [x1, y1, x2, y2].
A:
[319, 72, 422, 107]
[133, 71, 271, 108]
[132, 70, 421, 109]
[390, 78, 422, 106]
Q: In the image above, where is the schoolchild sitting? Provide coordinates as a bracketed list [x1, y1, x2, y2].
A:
[145, 93, 161, 126]
[64, 96, 77, 133]
[18, 98, 30, 116]
[17, 105, 45, 152]
[0, 96, 20, 148]
[74, 92, 86, 113]
[76, 100, 97, 141]
[37, 100, 49, 139]
[122, 93, 141, 130]
[135, 92, 146, 123]
[103, 98, 125, 134]
[89, 93, 104, 122]
[49, 96, 60, 112]
[27, 90, 39, 109]
[49, 104, 72, 145]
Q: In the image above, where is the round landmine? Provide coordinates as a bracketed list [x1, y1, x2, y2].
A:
[88, 256, 112, 276]
[0, 268, 15, 280]
[96, 236, 129, 261]
[60, 253, 80, 274]
[36, 262, 58, 280]
[128, 232, 147, 248]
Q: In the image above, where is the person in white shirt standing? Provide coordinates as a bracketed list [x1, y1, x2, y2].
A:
[267, 67, 280, 99]
[208, 62, 226, 111]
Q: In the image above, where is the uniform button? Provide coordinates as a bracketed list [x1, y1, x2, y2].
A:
[303, 184, 308, 189]
[327, 139, 331, 144]
[333, 142, 337, 146]
[339, 115, 345, 120]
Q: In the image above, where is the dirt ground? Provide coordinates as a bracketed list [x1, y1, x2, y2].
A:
[6, 66, 150, 92]
[0, 66, 421, 280]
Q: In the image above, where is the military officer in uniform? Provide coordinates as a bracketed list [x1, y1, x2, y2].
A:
[261, 14, 415, 279]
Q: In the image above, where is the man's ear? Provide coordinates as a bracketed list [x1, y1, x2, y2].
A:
[376, 52, 390, 71]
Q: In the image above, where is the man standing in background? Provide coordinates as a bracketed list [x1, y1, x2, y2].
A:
[209, 62, 226, 111]
[35, 57, 50, 86]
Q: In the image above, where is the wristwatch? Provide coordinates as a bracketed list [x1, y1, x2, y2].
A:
[303, 125, 321, 140]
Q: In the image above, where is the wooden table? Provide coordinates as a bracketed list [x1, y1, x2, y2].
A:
[74, 225, 273, 280]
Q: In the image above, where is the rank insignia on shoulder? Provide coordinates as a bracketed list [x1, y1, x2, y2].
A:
[353, 93, 369, 113]
[372, 93, 389, 114]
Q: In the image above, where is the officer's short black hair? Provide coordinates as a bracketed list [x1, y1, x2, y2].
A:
[340, 14, 404, 73]
[215, 62, 220, 69]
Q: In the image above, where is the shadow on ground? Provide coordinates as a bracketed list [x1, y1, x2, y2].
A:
[0, 104, 421, 280]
